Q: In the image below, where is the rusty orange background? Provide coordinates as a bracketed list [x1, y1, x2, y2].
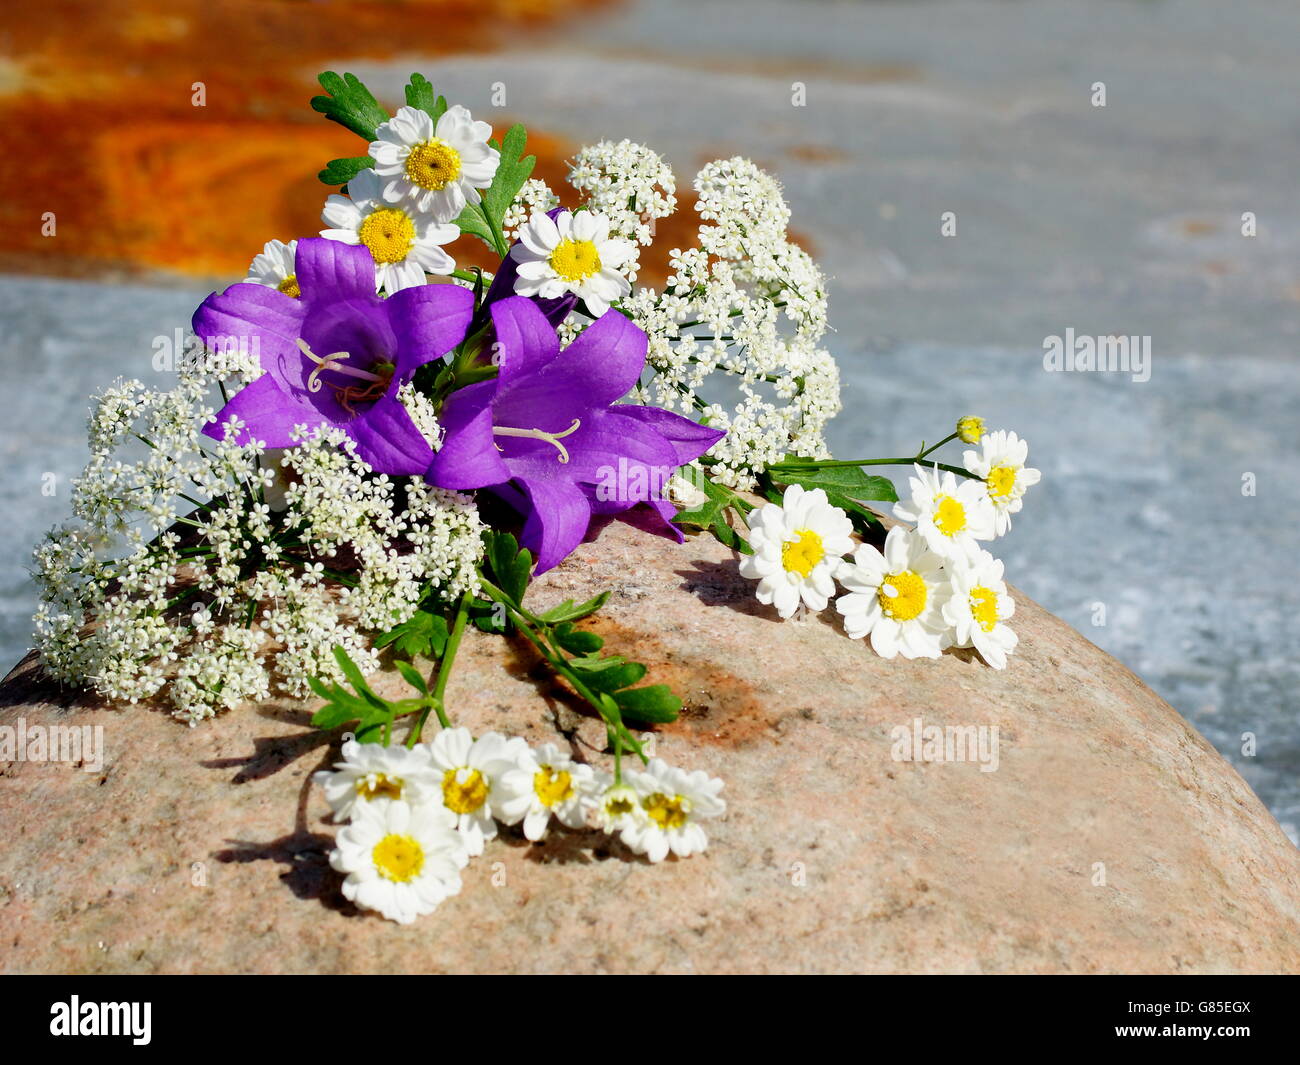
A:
[0, 0, 713, 286]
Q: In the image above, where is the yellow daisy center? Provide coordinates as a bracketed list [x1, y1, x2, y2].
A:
[986, 465, 1017, 499]
[372, 833, 425, 883]
[533, 765, 574, 808]
[969, 586, 1000, 632]
[549, 238, 602, 282]
[276, 274, 301, 299]
[405, 139, 462, 191]
[442, 767, 488, 814]
[644, 792, 688, 830]
[878, 570, 928, 621]
[354, 773, 403, 802]
[358, 207, 416, 264]
[933, 495, 967, 536]
[781, 528, 825, 578]
[604, 794, 635, 818]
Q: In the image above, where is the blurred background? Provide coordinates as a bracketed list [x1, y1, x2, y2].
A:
[1, 0, 1296, 838]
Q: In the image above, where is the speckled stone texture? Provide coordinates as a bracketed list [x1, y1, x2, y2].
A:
[1, 518, 1297, 974]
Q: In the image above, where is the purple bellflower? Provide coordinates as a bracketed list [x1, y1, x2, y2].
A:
[196, 238, 473, 475]
[426, 296, 725, 572]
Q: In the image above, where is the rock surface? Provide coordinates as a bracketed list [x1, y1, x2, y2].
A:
[1, 518, 1297, 974]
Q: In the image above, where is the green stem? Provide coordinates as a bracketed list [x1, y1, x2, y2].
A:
[915, 432, 959, 461]
[406, 593, 468, 746]
[477, 577, 646, 763]
[772, 457, 977, 480]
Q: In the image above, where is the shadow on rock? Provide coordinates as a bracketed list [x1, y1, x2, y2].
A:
[674, 559, 776, 617]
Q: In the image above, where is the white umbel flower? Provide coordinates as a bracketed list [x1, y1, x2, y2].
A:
[329, 799, 468, 924]
[835, 526, 951, 660]
[509, 209, 635, 316]
[369, 104, 501, 222]
[893, 464, 996, 560]
[738, 484, 854, 619]
[245, 238, 300, 297]
[422, 727, 527, 856]
[620, 759, 725, 863]
[321, 168, 458, 294]
[496, 742, 599, 842]
[962, 430, 1041, 536]
[313, 739, 441, 821]
[942, 547, 1018, 669]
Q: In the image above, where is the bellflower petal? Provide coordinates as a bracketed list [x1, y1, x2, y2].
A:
[606, 405, 726, 466]
[192, 283, 305, 373]
[203, 373, 325, 447]
[295, 239, 380, 304]
[388, 283, 476, 374]
[516, 477, 592, 574]
[346, 392, 435, 476]
[425, 380, 510, 489]
[544, 307, 646, 406]
[490, 296, 561, 384]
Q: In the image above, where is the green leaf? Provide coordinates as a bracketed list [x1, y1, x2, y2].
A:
[772, 464, 897, 503]
[468, 596, 509, 634]
[404, 73, 447, 124]
[539, 591, 610, 625]
[453, 203, 497, 249]
[554, 624, 604, 655]
[673, 475, 751, 553]
[308, 678, 391, 740]
[330, 646, 388, 711]
[613, 684, 681, 724]
[574, 660, 647, 693]
[393, 660, 429, 696]
[484, 531, 532, 606]
[481, 123, 535, 235]
[318, 155, 376, 186]
[375, 609, 449, 659]
[311, 71, 391, 141]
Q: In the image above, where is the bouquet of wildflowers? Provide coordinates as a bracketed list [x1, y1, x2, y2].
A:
[33, 72, 1039, 923]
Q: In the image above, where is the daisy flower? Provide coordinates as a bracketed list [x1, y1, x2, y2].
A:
[423, 727, 527, 856]
[619, 759, 726, 863]
[738, 484, 854, 619]
[245, 238, 300, 298]
[962, 430, 1041, 536]
[509, 209, 635, 316]
[312, 739, 441, 821]
[496, 742, 599, 842]
[329, 799, 468, 924]
[835, 526, 951, 660]
[893, 463, 996, 560]
[593, 776, 645, 836]
[369, 104, 500, 222]
[942, 547, 1018, 669]
[320, 168, 458, 294]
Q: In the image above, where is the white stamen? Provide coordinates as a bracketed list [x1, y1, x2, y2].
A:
[297, 337, 386, 394]
[492, 418, 582, 464]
